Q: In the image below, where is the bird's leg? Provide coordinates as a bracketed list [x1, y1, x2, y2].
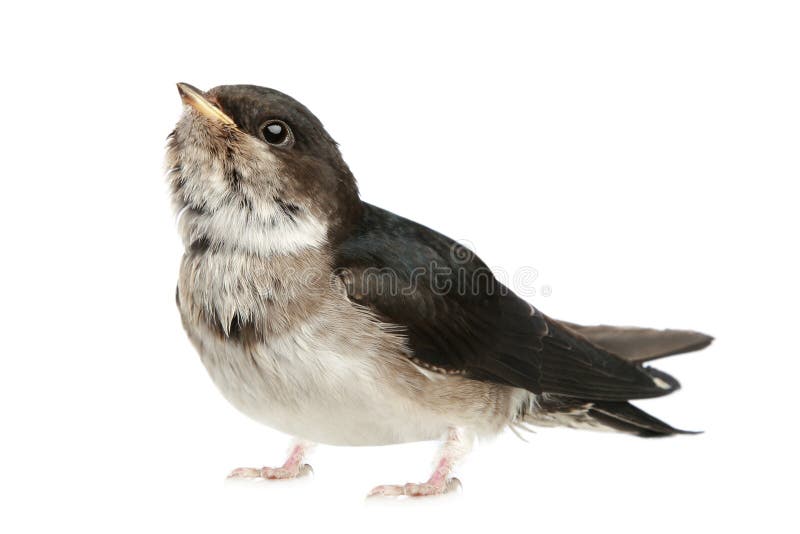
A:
[227, 439, 314, 480]
[367, 428, 469, 497]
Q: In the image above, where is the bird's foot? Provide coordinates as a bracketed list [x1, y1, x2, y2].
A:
[367, 428, 468, 498]
[226, 440, 313, 481]
[367, 477, 461, 498]
[227, 463, 313, 480]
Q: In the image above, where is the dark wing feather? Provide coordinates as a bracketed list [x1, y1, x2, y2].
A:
[335, 204, 678, 401]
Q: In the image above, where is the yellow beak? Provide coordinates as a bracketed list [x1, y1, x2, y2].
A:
[176, 82, 235, 125]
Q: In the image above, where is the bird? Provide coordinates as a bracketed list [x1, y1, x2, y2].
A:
[166, 82, 713, 498]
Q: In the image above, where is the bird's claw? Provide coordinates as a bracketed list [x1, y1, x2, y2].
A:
[367, 477, 461, 498]
[227, 463, 313, 480]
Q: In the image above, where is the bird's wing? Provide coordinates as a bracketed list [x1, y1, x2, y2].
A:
[335, 203, 678, 401]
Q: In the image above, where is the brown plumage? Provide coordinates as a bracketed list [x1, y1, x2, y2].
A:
[167, 83, 713, 497]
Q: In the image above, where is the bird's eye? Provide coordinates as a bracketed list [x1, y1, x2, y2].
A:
[261, 120, 292, 146]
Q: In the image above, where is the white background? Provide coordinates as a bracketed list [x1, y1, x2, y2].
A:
[2, 1, 798, 532]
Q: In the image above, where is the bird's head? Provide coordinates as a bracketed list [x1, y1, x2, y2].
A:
[166, 83, 360, 256]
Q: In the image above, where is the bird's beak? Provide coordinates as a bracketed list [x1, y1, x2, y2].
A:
[176, 82, 235, 125]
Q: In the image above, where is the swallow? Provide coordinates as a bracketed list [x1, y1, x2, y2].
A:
[166, 83, 713, 498]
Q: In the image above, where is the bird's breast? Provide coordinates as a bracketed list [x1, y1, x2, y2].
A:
[176, 249, 451, 444]
[176, 249, 518, 445]
[184, 308, 457, 445]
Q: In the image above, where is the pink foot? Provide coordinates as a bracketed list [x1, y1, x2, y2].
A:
[367, 428, 468, 498]
[367, 477, 462, 497]
[227, 441, 313, 481]
[227, 463, 313, 480]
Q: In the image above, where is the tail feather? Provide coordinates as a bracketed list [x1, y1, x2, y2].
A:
[520, 320, 713, 437]
[561, 321, 714, 363]
[588, 401, 700, 437]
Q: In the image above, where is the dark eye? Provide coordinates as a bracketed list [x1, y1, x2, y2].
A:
[261, 120, 292, 146]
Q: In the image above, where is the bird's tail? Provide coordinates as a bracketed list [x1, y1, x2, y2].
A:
[518, 322, 712, 437]
[564, 321, 712, 436]
[587, 401, 699, 437]
[517, 394, 698, 438]
[560, 321, 713, 363]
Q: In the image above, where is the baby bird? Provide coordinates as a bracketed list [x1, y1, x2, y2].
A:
[166, 83, 712, 497]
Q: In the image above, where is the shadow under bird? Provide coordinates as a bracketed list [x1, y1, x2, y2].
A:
[166, 82, 713, 497]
